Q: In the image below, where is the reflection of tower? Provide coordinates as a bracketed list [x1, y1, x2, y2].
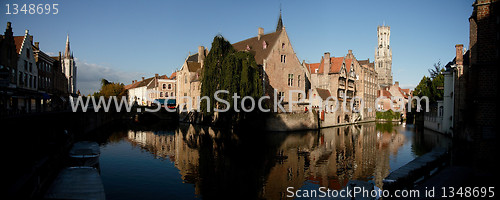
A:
[375, 25, 392, 88]
[62, 35, 77, 94]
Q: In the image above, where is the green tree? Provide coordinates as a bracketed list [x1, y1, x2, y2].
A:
[201, 35, 263, 120]
[412, 62, 445, 112]
[200, 35, 234, 115]
[94, 78, 126, 98]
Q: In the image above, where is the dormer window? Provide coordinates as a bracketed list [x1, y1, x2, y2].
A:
[263, 41, 267, 49]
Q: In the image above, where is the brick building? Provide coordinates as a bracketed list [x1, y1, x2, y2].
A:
[232, 14, 308, 112]
[305, 50, 377, 122]
[0, 22, 18, 115]
[458, 0, 499, 147]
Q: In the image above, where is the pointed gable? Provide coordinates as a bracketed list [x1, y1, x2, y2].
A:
[13, 36, 26, 54]
[330, 57, 345, 74]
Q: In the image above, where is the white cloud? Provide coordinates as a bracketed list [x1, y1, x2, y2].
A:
[76, 59, 144, 95]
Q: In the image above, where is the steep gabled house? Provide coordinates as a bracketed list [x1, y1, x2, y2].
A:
[176, 46, 205, 111]
[232, 14, 308, 112]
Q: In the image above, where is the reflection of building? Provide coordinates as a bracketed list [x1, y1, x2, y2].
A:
[123, 123, 411, 199]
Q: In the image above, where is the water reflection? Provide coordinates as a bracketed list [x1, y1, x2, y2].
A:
[103, 122, 450, 199]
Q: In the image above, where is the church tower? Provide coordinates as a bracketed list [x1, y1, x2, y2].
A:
[62, 35, 77, 94]
[375, 25, 392, 88]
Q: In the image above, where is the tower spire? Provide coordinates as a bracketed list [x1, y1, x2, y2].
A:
[65, 34, 71, 58]
[276, 6, 283, 32]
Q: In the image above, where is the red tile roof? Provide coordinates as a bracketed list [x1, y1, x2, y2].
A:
[13, 36, 25, 54]
[169, 72, 177, 80]
[378, 90, 392, 98]
[305, 63, 320, 74]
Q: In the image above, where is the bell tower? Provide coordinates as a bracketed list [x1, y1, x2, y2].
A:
[375, 25, 392, 88]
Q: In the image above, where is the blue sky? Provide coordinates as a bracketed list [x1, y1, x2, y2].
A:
[3, 0, 473, 95]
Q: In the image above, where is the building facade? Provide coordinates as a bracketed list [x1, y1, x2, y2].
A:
[0, 22, 18, 115]
[232, 15, 308, 112]
[305, 50, 376, 123]
[176, 46, 205, 111]
[374, 25, 392, 88]
[14, 30, 39, 113]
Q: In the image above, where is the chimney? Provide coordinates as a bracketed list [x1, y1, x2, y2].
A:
[395, 81, 399, 87]
[323, 52, 331, 74]
[142, 77, 145, 81]
[155, 73, 159, 78]
[34, 42, 39, 49]
[198, 46, 205, 67]
[455, 44, 463, 66]
[258, 27, 264, 40]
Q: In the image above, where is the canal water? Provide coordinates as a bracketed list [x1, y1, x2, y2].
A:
[95, 122, 450, 199]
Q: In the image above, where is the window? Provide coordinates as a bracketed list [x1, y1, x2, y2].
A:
[282, 43, 285, 49]
[298, 93, 302, 101]
[29, 63, 32, 72]
[163, 84, 166, 89]
[297, 75, 301, 87]
[281, 55, 286, 63]
[168, 84, 172, 90]
[278, 91, 284, 100]
[19, 72, 23, 86]
[287, 74, 293, 86]
[160, 92, 163, 97]
[24, 61, 28, 70]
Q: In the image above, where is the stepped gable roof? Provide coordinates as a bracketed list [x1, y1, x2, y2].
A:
[232, 31, 281, 65]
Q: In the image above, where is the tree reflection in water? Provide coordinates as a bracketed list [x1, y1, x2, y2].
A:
[117, 122, 449, 199]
